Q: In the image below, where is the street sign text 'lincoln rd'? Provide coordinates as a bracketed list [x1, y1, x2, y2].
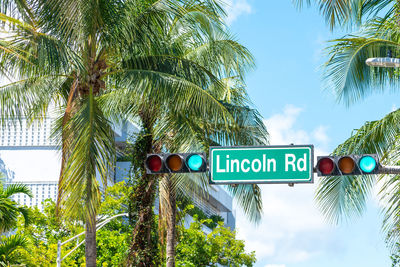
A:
[209, 145, 314, 184]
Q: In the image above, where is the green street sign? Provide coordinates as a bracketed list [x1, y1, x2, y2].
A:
[209, 145, 314, 184]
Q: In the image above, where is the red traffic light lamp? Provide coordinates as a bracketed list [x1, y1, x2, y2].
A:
[146, 155, 163, 172]
[317, 157, 335, 175]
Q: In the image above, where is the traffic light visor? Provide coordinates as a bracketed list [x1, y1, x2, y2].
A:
[318, 157, 335, 175]
[166, 154, 183, 171]
[186, 154, 204, 171]
[359, 156, 377, 173]
[146, 155, 162, 172]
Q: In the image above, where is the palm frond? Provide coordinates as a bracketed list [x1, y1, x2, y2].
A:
[0, 234, 28, 265]
[2, 183, 32, 199]
[226, 184, 263, 223]
[57, 94, 115, 222]
[110, 68, 236, 129]
[0, 76, 67, 125]
[316, 109, 400, 224]
[316, 174, 375, 224]
[0, 12, 81, 76]
[324, 35, 400, 104]
[293, 0, 354, 30]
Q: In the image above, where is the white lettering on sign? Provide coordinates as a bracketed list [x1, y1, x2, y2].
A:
[285, 153, 307, 172]
[267, 158, 276, 172]
[216, 154, 278, 173]
[231, 159, 240, 172]
[251, 159, 262, 172]
[297, 153, 307, 171]
[216, 155, 225, 173]
[285, 154, 296, 171]
[241, 159, 250, 172]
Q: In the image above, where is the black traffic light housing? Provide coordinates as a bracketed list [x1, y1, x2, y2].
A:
[316, 154, 379, 176]
[145, 153, 207, 174]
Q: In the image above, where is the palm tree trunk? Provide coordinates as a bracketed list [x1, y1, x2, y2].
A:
[85, 216, 97, 267]
[127, 173, 158, 266]
[165, 176, 176, 267]
[127, 111, 159, 266]
[85, 82, 98, 267]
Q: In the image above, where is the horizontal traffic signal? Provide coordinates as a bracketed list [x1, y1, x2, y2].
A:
[316, 154, 379, 176]
[145, 153, 207, 174]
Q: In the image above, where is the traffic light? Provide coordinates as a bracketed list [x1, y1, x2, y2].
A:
[145, 153, 207, 174]
[316, 154, 379, 176]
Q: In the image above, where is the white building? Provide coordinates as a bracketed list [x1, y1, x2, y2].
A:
[10, 181, 58, 209]
[0, 118, 60, 210]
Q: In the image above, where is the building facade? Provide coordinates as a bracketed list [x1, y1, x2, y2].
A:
[0, 118, 60, 210]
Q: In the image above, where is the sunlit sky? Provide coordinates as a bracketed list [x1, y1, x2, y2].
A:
[225, 1, 398, 267]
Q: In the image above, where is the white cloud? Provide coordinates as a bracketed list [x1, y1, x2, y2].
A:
[312, 125, 330, 144]
[235, 105, 332, 265]
[223, 0, 252, 25]
[264, 105, 307, 145]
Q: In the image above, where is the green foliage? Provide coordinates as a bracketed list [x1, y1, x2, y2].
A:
[0, 180, 32, 266]
[390, 243, 400, 267]
[0, 181, 32, 233]
[97, 182, 132, 266]
[323, 17, 400, 105]
[100, 181, 130, 218]
[14, 200, 85, 266]
[178, 199, 224, 229]
[175, 216, 256, 267]
[0, 234, 28, 267]
[12, 182, 132, 266]
[126, 129, 161, 266]
[96, 230, 129, 267]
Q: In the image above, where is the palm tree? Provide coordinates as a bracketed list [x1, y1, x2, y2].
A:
[0, 0, 246, 265]
[317, 15, 400, 247]
[102, 2, 267, 265]
[149, 7, 267, 265]
[0, 182, 32, 233]
[0, 234, 28, 267]
[0, 177, 31, 267]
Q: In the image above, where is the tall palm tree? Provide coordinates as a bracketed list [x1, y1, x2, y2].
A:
[0, 0, 243, 265]
[103, 2, 267, 265]
[317, 15, 400, 247]
[150, 7, 267, 265]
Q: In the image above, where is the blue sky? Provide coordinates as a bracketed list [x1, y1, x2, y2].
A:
[224, 1, 398, 267]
